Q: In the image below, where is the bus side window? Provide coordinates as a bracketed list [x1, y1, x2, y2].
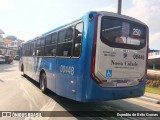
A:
[45, 45, 56, 56]
[73, 22, 83, 57]
[36, 39, 41, 47]
[65, 28, 73, 41]
[57, 27, 73, 57]
[24, 44, 27, 56]
[52, 33, 57, 44]
[33, 40, 36, 56]
[36, 39, 44, 56]
[23, 45, 26, 56]
[30, 42, 34, 56]
[26, 43, 30, 56]
[46, 35, 52, 45]
[45, 33, 57, 56]
[40, 37, 45, 46]
[37, 47, 44, 56]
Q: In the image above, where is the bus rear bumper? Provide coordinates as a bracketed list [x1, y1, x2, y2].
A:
[80, 77, 147, 102]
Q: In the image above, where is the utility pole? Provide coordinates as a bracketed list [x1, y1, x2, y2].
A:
[118, 0, 122, 14]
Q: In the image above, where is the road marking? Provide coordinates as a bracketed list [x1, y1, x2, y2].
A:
[140, 96, 160, 103]
[24, 99, 57, 120]
[20, 82, 39, 109]
[39, 99, 56, 111]
[139, 96, 160, 104]
[0, 79, 4, 83]
[125, 98, 160, 108]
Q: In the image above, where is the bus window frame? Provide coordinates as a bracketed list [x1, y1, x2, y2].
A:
[56, 26, 74, 58]
[44, 43, 57, 57]
[72, 21, 84, 59]
[36, 46, 45, 57]
[33, 40, 37, 56]
[35, 38, 45, 57]
[40, 37, 45, 47]
[43, 32, 58, 57]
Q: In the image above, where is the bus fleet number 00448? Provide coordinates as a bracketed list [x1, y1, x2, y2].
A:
[60, 65, 74, 75]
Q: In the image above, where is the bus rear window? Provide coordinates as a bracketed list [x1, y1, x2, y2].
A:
[101, 17, 146, 49]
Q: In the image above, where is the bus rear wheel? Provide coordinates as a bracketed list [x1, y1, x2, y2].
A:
[40, 72, 47, 93]
[21, 64, 26, 77]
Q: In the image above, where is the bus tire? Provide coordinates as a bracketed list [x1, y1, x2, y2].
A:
[21, 64, 24, 72]
[40, 72, 47, 93]
[21, 64, 26, 77]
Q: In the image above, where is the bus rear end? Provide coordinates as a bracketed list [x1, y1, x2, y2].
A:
[84, 12, 148, 102]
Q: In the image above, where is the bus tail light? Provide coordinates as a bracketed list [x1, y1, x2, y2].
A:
[139, 26, 149, 82]
[145, 28, 149, 75]
[91, 14, 103, 84]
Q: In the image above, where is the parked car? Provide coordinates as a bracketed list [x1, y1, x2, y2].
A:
[5, 56, 13, 64]
[14, 55, 20, 60]
[0, 55, 5, 64]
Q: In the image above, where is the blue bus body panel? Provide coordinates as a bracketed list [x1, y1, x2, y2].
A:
[81, 76, 146, 102]
[56, 58, 80, 100]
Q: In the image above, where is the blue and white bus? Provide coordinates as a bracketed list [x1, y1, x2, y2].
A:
[20, 11, 149, 102]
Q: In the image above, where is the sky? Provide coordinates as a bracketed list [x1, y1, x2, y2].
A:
[0, 0, 160, 49]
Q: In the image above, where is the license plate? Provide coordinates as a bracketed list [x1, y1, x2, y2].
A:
[117, 82, 128, 87]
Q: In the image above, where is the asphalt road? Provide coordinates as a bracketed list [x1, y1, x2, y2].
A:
[0, 61, 160, 120]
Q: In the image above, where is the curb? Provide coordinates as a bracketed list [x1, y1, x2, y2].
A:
[139, 96, 160, 104]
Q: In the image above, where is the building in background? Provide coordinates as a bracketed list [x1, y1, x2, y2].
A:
[0, 29, 6, 55]
[0, 38, 6, 55]
[4, 39, 24, 56]
[148, 49, 160, 70]
[0, 29, 5, 35]
[0, 29, 24, 56]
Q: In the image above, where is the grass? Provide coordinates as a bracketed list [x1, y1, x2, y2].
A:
[145, 86, 160, 95]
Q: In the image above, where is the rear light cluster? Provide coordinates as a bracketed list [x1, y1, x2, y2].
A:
[91, 14, 104, 84]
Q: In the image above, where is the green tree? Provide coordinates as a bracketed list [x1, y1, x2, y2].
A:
[5, 35, 17, 41]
